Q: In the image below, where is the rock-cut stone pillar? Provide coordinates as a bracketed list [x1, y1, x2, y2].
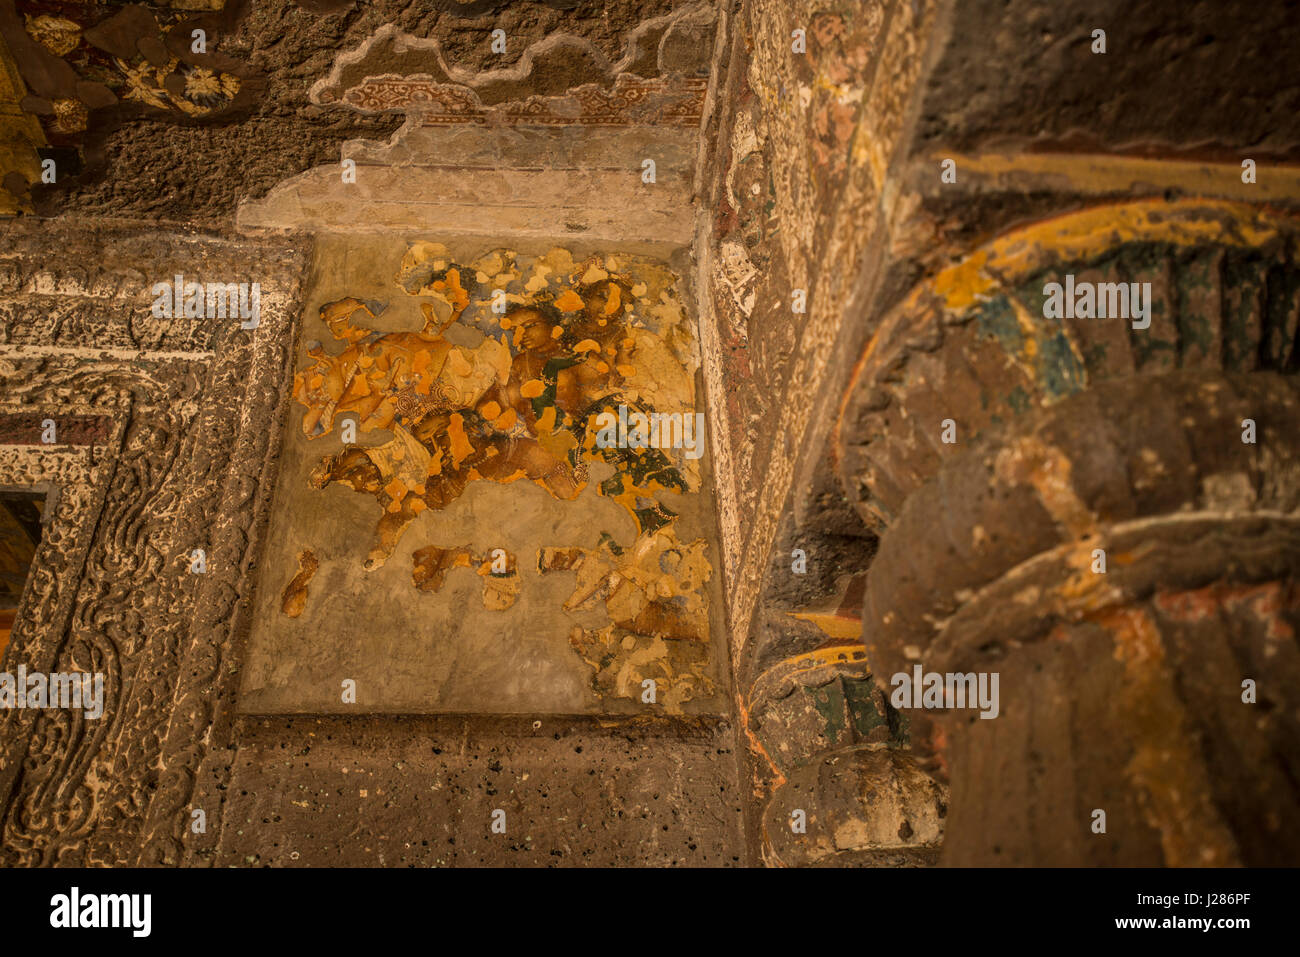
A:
[837, 201, 1300, 865]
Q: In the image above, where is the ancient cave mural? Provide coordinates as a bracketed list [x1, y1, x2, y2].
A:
[541, 527, 714, 711]
[412, 545, 519, 611]
[0, 491, 43, 657]
[279, 547, 318, 619]
[15, 3, 247, 136]
[287, 244, 715, 708]
[0, 0, 258, 211]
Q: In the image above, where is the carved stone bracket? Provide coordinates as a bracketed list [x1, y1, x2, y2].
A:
[836, 200, 1300, 531]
